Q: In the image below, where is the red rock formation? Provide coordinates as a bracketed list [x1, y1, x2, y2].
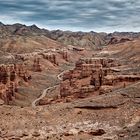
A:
[79, 85, 95, 98]
[61, 50, 69, 61]
[60, 80, 71, 97]
[75, 57, 119, 69]
[0, 63, 31, 104]
[103, 75, 140, 86]
[33, 57, 42, 72]
[81, 64, 102, 78]
[60, 62, 104, 99]
[58, 57, 140, 102]
[42, 53, 57, 65]
[90, 69, 104, 89]
[63, 70, 81, 81]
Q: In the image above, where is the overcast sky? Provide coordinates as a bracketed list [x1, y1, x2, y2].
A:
[0, 0, 140, 32]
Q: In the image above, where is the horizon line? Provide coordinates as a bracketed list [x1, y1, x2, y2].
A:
[0, 21, 140, 34]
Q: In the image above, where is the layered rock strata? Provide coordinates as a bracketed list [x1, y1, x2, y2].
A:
[0, 64, 31, 104]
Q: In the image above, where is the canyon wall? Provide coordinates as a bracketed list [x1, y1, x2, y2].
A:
[60, 57, 140, 100]
[0, 64, 31, 104]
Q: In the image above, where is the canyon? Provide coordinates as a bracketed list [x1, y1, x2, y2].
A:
[0, 23, 140, 140]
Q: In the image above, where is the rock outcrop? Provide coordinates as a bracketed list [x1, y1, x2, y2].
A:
[33, 57, 42, 72]
[60, 58, 109, 99]
[0, 64, 31, 104]
[41, 53, 57, 65]
[59, 50, 69, 61]
[108, 37, 132, 45]
[59, 57, 140, 101]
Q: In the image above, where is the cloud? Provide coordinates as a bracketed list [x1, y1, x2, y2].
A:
[0, 0, 139, 32]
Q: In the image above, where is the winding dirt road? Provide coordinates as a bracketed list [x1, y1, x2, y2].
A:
[32, 70, 68, 107]
[57, 70, 70, 81]
[32, 85, 57, 107]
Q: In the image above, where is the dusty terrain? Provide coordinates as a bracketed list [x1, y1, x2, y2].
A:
[0, 23, 140, 140]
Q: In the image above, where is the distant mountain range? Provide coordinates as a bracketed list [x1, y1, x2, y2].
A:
[0, 22, 140, 52]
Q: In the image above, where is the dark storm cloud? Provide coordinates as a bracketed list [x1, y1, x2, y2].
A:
[0, 0, 139, 32]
